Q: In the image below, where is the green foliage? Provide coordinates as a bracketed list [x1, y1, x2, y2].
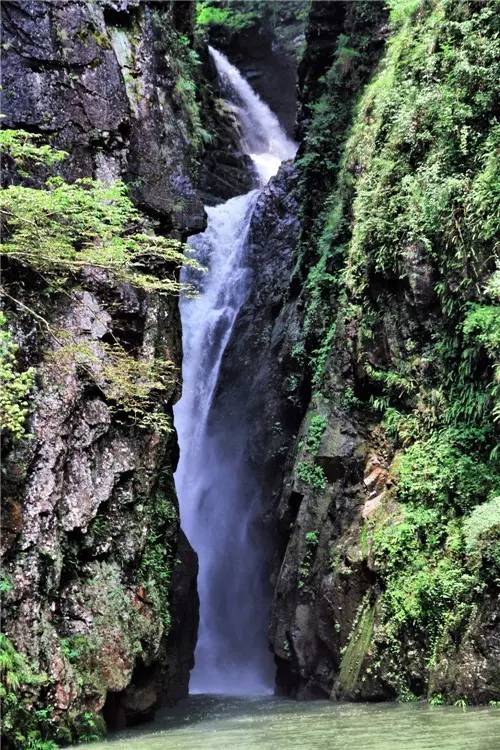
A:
[153, 26, 211, 157]
[0, 129, 66, 176]
[394, 428, 499, 513]
[369, 427, 498, 662]
[371, 504, 475, 651]
[0, 312, 35, 440]
[463, 286, 500, 423]
[0, 576, 13, 594]
[296, 460, 326, 491]
[138, 491, 178, 631]
[196, 1, 259, 31]
[295, 0, 499, 703]
[301, 414, 327, 454]
[0, 634, 58, 750]
[72, 711, 105, 744]
[429, 692, 445, 706]
[386, 0, 423, 26]
[196, 1, 308, 60]
[454, 697, 469, 712]
[45, 333, 176, 435]
[310, 323, 336, 387]
[60, 635, 92, 665]
[338, 598, 375, 692]
[463, 496, 500, 555]
[298, 529, 320, 588]
[463, 495, 500, 584]
[0, 172, 200, 296]
[464, 304, 500, 355]
[305, 530, 319, 546]
[295, 2, 388, 376]
[1, 131, 203, 439]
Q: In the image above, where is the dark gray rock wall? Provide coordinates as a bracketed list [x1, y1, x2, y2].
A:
[1, 0, 205, 233]
[1, 0, 203, 736]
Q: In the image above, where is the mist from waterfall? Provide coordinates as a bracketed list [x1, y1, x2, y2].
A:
[173, 47, 296, 694]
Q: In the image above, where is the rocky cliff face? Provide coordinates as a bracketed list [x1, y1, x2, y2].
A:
[265, 0, 500, 705]
[2, 0, 205, 233]
[1, 1, 204, 743]
[2, 3, 498, 744]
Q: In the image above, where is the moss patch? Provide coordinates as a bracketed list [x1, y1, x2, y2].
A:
[338, 599, 376, 694]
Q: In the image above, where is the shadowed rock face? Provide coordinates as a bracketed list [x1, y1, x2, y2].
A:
[210, 162, 305, 504]
[263, 0, 500, 707]
[1, 0, 205, 234]
[1, 0, 202, 733]
[196, 48, 256, 206]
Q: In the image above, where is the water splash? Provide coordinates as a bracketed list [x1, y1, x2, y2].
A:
[173, 48, 296, 694]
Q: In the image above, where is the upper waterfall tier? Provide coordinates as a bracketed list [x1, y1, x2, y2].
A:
[208, 46, 296, 185]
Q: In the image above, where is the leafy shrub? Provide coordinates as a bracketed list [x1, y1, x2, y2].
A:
[196, 1, 259, 31]
[0, 312, 35, 440]
[394, 428, 498, 513]
[372, 505, 475, 648]
[1, 170, 200, 296]
[0, 634, 58, 750]
[302, 414, 327, 454]
[305, 530, 319, 546]
[463, 495, 500, 554]
[0, 129, 66, 176]
[463, 495, 500, 583]
[296, 461, 326, 490]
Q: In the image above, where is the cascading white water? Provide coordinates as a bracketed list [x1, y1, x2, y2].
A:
[208, 46, 295, 185]
[173, 48, 296, 694]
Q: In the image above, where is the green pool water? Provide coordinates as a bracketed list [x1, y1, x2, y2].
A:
[81, 694, 500, 750]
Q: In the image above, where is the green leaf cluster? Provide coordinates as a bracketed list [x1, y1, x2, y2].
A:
[0, 129, 66, 178]
[394, 428, 499, 513]
[0, 634, 58, 750]
[1, 143, 201, 296]
[0, 311, 35, 440]
[296, 460, 326, 491]
[1, 131, 202, 440]
[196, 1, 259, 31]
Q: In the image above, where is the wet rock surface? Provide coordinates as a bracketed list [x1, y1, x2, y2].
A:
[210, 162, 305, 524]
[262, 0, 499, 708]
[1, 0, 204, 233]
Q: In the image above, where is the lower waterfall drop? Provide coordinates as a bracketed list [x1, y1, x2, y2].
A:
[173, 47, 296, 694]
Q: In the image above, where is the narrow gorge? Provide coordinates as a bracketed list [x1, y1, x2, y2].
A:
[174, 47, 295, 694]
[1, 1, 499, 749]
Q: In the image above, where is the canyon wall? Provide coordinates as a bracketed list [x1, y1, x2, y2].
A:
[208, 0, 500, 707]
[1, 3, 498, 748]
[1, 1, 204, 744]
[265, 0, 500, 704]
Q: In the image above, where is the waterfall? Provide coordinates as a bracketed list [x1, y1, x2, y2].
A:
[173, 48, 296, 695]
